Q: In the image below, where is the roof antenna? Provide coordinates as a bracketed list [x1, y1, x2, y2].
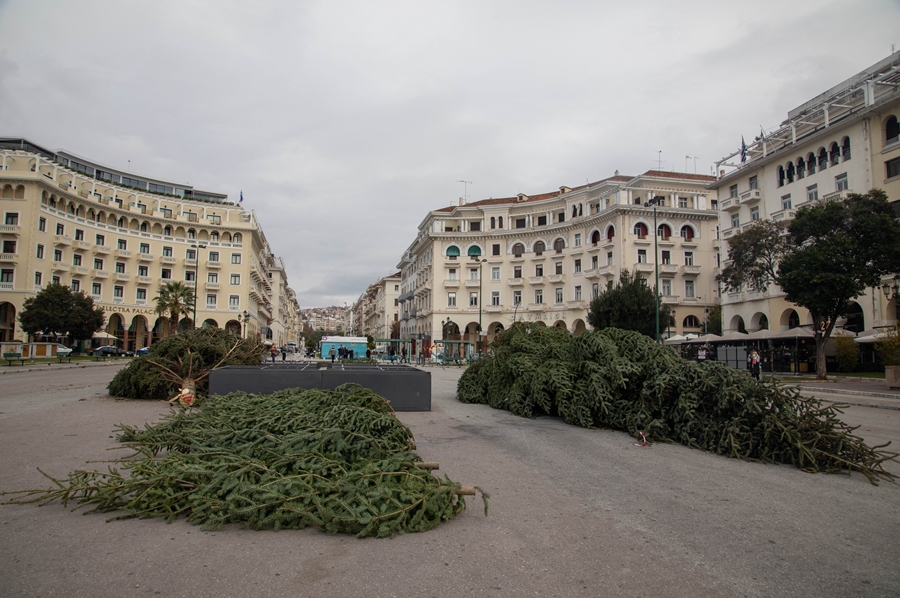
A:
[656, 150, 664, 170]
[457, 180, 472, 203]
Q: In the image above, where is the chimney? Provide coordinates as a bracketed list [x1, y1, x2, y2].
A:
[614, 170, 619, 176]
[459, 197, 464, 206]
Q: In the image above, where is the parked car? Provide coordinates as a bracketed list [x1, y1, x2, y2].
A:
[55, 344, 73, 357]
[93, 345, 133, 357]
[136, 347, 150, 356]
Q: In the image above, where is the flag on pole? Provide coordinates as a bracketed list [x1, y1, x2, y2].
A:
[740, 136, 747, 164]
[240, 190, 243, 204]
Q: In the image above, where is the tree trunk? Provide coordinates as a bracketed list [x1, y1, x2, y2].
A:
[815, 335, 828, 380]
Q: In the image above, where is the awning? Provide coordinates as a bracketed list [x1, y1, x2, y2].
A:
[93, 331, 118, 340]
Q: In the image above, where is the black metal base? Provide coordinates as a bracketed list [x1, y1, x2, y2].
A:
[208, 363, 431, 411]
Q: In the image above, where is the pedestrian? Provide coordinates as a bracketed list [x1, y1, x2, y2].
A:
[281, 346, 287, 362]
[329, 345, 337, 364]
[401, 345, 407, 363]
[348, 348, 354, 360]
[388, 344, 396, 363]
[366, 347, 372, 359]
[748, 350, 761, 380]
[270, 344, 277, 363]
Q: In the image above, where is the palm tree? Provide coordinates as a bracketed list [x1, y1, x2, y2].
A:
[154, 281, 195, 336]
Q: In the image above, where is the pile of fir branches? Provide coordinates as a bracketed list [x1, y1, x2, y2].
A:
[3, 384, 480, 537]
[458, 323, 897, 484]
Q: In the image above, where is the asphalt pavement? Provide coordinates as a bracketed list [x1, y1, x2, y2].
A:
[1, 366, 898, 598]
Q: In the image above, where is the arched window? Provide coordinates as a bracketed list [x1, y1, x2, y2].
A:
[553, 238, 565, 253]
[796, 157, 806, 179]
[140, 222, 148, 232]
[164, 226, 172, 236]
[211, 232, 219, 242]
[578, 204, 583, 217]
[633, 223, 648, 237]
[841, 136, 851, 161]
[467, 245, 482, 257]
[498, 216, 503, 229]
[786, 162, 795, 183]
[117, 217, 125, 228]
[591, 230, 601, 244]
[446, 245, 460, 260]
[807, 152, 817, 175]
[777, 165, 785, 187]
[657, 224, 671, 239]
[233, 233, 242, 243]
[512, 243, 524, 257]
[69, 203, 76, 214]
[490, 217, 495, 229]
[683, 315, 701, 328]
[605, 225, 615, 240]
[818, 148, 828, 170]
[188, 228, 196, 240]
[680, 225, 694, 240]
[534, 241, 545, 255]
[829, 142, 840, 166]
[788, 310, 800, 329]
[572, 205, 578, 218]
[887, 115, 900, 145]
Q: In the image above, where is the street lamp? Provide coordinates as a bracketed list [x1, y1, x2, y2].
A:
[190, 243, 207, 329]
[643, 196, 665, 344]
[471, 256, 487, 355]
[882, 276, 900, 322]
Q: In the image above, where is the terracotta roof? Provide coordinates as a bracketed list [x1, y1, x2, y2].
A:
[640, 170, 716, 182]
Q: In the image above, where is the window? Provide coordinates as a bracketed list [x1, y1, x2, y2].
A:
[230, 274, 241, 285]
[229, 295, 240, 308]
[797, 158, 806, 179]
[498, 216, 503, 229]
[835, 173, 848, 192]
[633, 223, 648, 237]
[606, 252, 613, 266]
[491, 291, 500, 306]
[555, 288, 563, 304]
[208, 272, 218, 283]
[185, 271, 196, 282]
[750, 206, 760, 221]
[206, 294, 217, 307]
[71, 280, 80, 292]
[72, 254, 81, 266]
[115, 262, 125, 273]
[806, 185, 818, 202]
[138, 265, 148, 276]
[555, 262, 563, 275]
[209, 251, 219, 262]
[117, 239, 127, 250]
[470, 221, 481, 232]
[535, 289, 543, 304]
[491, 267, 500, 280]
[93, 258, 103, 269]
[513, 265, 522, 278]
[818, 148, 828, 170]
[38, 217, 46, 232]
[137, 288, 147, 301]
[2, 212, 16, 226]
[52, 275, 60, 285]
[591, 255, 599, 269]
[513, 290, 522, 305]
[448, 268, 457, 280]
[574, 233, 582, 247]
[92, 282, 101, 296]
[515, 218, 526, 229]
[231, 253, 241, 264]
[888, 157, 900, 179]
[53, 249, 62, 261]
[661, 279, 672, 296]
[534, 241, 545, 255]
[492, 244, 500, 256]
[678, 197, 688, 208]
[140, 243, 150, 254]
[512, 243, 524, 257]
[537, 216, 547, 226]
[637, 249, 647, 263]
[186, 249, 197, 260]
[684, 315, 701, 328]
[490, 217, 496, 229]
[731, 214, 740, 229]
[56, 223, 65, 235]
[830, 143, 841, 166]
[574, 286, 582, 301]
[36, 244, 44, 259]
[782, 194, 792, 210]
[685, 280, 695, 298]
[448, 292, 456, 307]
[161, 268, 172, 279]
[553, 238, 565, 253]
[466, 268, 477, 281]
[661, 250, 670, 265]
[162, 246, 173, 257]
[469, 292, 478, 307]
[749, 176, 758, 190]
[657, 224, 671, 238]
[95, 234, 104, 245]
[684, 251, 694, 266]
[535, 264, 544, 277]
[680, 225, 694, 240]
[592, 283, 599, 299]
[729, 184, 738, 198]
[574, 259, 581, 273]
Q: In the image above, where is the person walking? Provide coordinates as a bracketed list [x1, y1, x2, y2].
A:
[281, 346, 287, 362]
[401, 345, 408, 364]
[270, 344, 277, 363]
[748, 350, 761, 380]
[329, 345, 337, 364]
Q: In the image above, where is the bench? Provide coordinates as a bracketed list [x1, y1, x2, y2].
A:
[93, 354, 109, 361]
[3, 352, 26, 366]
[56, 355, 73, 363]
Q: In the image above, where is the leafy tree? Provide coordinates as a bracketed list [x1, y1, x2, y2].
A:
[718, 190, 900, 380]
[19, 283, 105, 342]
[154, 281, 194, 336]
[587, 268, 671, 340]
[705, 304, 723, 336]
[832, 335, 859, 373]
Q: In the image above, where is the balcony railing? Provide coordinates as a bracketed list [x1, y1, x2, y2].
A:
[0, 225, 20, 234]
[92, 245, 110, 254]
[138, 252, 154, 261]
[54, 235, 72, 246]
[0, 253, 17, 262]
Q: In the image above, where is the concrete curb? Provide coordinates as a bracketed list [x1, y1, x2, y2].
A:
[796, 385, 900, 400]
[0, 360, 128, 375]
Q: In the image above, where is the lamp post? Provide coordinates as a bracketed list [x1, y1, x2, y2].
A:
[471, 256, 487, 355]
[190, 243, 206, 329]
[241, 310, 249, 338]
[883, 276, 900, 322]
[643, 196, 665, 344]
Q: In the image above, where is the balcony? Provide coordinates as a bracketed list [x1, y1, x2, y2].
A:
[138, 252, 154, 261]
[184, 280, 196, 288]
[583, 268, 599, 280]
[508, 277, 524, 286]
[161, 256, 177, 264]
[721, 197, 740, 212]
[661, 295, 680, 305]
[527, 303, 544, 311]
[681, 265, 701, 275]
[74, 240, 92, 250]
[159, 277, 174, 285]
[207, 260, 221, 269]
[485, 305, 503, 313]
[443, 280, 459, 288]
[51, 261, 70, 272]
[739, 189, 763, 205]
[548, 274, 564, 283]
[135, 299, 148, 306]
[528, 276, 546, 285]
[92, 244, 110, 254]
[54, 235, 72, 246]
[185, 258, 197, 267]
[114, 273, 130, 281]
[598, 265, 618, 276]
[90, 294, 101, 302]
[633, 262, 654, 273]
[72, 266, 89, 276]
[0, 252, 17, 262]
[465, 279, 480, 288]
[113, 297, 124, 304]
[660, 264, 678, 274]
[137, 276, 153, 284]
[91, 269, 109, 278]
[115, 249, 132, 258]
[206, 304, 217, 310]
[566, 300, 587, 309]
[205, 282, 220, 290]
[0, 225, 21, 234]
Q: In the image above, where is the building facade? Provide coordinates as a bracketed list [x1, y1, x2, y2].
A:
[710, 51, 900, 335]
[0, 138, 301, 348]
[396, 170, 720, 353]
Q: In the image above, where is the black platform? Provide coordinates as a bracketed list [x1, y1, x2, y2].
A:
[208, 362, 431, 411]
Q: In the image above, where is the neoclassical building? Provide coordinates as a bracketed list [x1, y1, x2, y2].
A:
[710, 51, 900, 335]
[0, 138, 301, 349]
[396, 170, 721, 354]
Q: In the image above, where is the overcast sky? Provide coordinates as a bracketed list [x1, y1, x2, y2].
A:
[1, 1, 898, 307]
